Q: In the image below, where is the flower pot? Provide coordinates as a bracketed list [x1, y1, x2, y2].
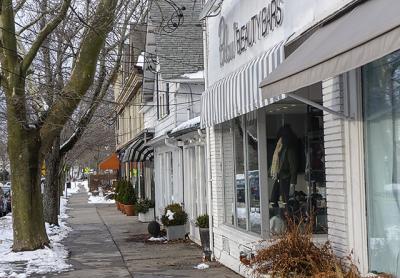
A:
[124, 204, 135, 216]
[138, 208, 155, 222]
[116, 201, 120, 210]
[121, 204, 126, 214]
[166, 225, 186, 241]
[199, 227, 211, 260]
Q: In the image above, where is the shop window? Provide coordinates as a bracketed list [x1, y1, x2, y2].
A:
[222, 113, 261, 234]
[265, 102, 327, 235]
[363, 50, 400, 277]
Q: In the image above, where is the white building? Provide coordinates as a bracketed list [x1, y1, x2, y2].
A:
[140, 0, 207, 243]
[201, 0, 400, 276]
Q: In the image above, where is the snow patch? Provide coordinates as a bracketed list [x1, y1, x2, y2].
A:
[148, 237, 167, 242]
[0, 197, 72, 277]
[170, 116, 200, 134]
[88, 193, 115, 204]
[181, 70, 204, 79]
[194, 263, 209, 270]
[166, 209, 175, 220]
[64, 180, 88, 196]
[136, 52, 145, 68]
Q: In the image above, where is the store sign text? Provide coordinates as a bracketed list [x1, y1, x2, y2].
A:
[218, 0, 283, 67]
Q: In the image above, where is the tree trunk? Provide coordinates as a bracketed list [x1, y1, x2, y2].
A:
[8, 107, 49, 251]
[43, 136, 61, 225]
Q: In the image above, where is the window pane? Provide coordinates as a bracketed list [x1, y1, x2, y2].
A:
[246, 113, 260, 234]
[363, 50, 400, 277]
[234, 118, 247, 230]
[222, 123, 235, 225]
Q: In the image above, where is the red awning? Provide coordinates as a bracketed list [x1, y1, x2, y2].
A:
[99, 153, 120, 171]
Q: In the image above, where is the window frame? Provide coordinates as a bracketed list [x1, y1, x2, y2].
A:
[224, 113, 264, 236]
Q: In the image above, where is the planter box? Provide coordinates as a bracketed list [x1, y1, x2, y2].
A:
[199, 228, 211, 260]
[166, 225, 186, 241]
[138, 208, 154, 222]
[125, 204, 135, 216]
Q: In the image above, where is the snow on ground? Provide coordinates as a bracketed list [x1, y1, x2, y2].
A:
[87, 193, 115, 204]
[0, 197, 72, 277]
[148, 236, 167, 242]
[65, 180, 89, 196]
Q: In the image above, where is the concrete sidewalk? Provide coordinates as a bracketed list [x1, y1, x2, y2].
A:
[46, 192, 241, 278]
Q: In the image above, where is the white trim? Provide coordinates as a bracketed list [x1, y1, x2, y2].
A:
[343, 70, 368, 273]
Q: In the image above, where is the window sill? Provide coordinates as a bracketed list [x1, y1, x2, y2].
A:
[216, 224, 263, 245]
[215, 224, 328, 246]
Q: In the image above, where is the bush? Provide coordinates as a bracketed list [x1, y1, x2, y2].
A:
[122, 182, 136, 205]
[161, 203, 188, 226]
[249, 216, 362, 277]
[136, 198, 155, 213]
[195, 214, 209, 228]
[116, 180, 126, 203]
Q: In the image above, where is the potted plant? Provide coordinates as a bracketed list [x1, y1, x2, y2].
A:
[118, 180, 127, 213]
[137, 198, 155, 222]
[123, 182, 136, 216]
[114, 180, 121, 210]
[161, 203, 188, 240]
[196, 214, 211, 260]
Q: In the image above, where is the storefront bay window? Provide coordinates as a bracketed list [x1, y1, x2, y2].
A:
[222, 91, 328, 237]
[363, 50, 400, 277]
[222, 112, 261, 234]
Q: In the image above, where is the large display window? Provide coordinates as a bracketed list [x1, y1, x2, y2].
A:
[222, 112, 261, 234]
[222, 95, 328, 236]
[265, 101, 327, 235]
[363, 50, 400, 277]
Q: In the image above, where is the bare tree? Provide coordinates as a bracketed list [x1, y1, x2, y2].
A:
[42, 1, 147, 226]
[0, 0, 119, 251]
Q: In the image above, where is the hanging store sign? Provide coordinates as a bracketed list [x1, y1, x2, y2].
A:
[218, 0, 283, 66]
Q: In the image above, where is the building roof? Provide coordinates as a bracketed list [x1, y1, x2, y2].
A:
[148, 0, 204, 80]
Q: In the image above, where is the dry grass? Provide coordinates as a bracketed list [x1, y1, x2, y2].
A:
[249, 216, 392, 278]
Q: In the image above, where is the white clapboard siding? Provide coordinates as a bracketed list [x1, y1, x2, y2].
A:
[322, 76, 349, 256]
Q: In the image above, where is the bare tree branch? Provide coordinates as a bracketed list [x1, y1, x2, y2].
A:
[21, 0, 71, 74]
[39, 0, 118, 155]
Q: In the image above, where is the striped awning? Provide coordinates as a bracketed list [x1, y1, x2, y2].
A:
[201, 40, 285, 128]
[121, 131, 154, 163]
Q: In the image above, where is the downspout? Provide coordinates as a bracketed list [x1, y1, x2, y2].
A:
[202, 13, 215, 260]
[164, 138, 185, 207]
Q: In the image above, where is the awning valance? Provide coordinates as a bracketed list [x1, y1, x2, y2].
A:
[260, 0, 400, 101]
[99, 153, 120, 171]
[201, 40, 285, 128]
[121, 130, 154, 163]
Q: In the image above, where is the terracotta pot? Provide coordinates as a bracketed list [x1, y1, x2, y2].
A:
[124, 204, 135, 216]
[121, 204, 126, 214]
[116, 201, 119, 210]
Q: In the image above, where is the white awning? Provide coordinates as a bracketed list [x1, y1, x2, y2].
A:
[201, 41, 285, 128]
[260, 0, 400, 101]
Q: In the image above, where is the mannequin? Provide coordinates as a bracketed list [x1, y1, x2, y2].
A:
[270, 124, 298, 207]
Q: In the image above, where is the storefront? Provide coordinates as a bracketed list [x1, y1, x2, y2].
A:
[119, 130, 155, 200]
[202, 0, 400, 276]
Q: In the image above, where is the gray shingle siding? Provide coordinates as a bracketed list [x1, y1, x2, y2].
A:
[148, 0, 204, 79]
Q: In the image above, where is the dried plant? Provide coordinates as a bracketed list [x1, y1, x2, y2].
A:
[250, 216, 360, 278]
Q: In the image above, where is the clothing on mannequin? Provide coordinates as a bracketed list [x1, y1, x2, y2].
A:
[270, 124, 299, 207]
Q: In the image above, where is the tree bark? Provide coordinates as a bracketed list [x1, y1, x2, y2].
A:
[7, 81, 49, 251]
[43, 136, 61, 225]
